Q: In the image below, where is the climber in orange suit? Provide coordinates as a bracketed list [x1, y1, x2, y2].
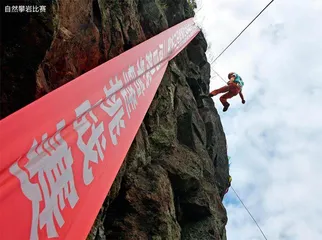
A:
[209, 72, 246, 112]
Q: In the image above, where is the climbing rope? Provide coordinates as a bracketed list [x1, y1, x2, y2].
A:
[209, 0, 276, 84]
[230, 186, 268, 240]
[212, 68, 227, 84]
[204, 2, 275, 238]
[196, 1, 269, 238]
[194, 0, 203, 14]
[210, 0, 275, 64]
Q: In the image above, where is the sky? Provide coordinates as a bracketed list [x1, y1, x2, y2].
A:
[194, 0, 322, 239]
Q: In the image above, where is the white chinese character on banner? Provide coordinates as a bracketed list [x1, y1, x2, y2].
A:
[177, 30, 182, 43]
[5, 6, 11, 12]
[100, 77, 126, 145]
[157, 44, 164, 70]
[146, 51, 155, 75]
[153, 49, 159, 71]
[145, 70, 152, 88]
[12, 6, 18, 12]
[137, 57, 145, 77]
[123, 65, 136, 84]
[168, 36, 174, 54]
[173, 32, 178, 48]
[73, 100, 106, 185]
[121, 85, 138, 118]
[19, 5, 25, 12]
[121, 65, 139, 117]
[180, 32, 183, 44]
[174, 32, 179, 49]
[145, 51, 154, 88]
[26, 6, 32, 12]
[136, 57, 147, 91]
[40, 5, 46, 12]
[134, 78, 146, 97]
[135, 58, 146, 96]
[180, 28, 185, 40]
[9, 120, 79, 240]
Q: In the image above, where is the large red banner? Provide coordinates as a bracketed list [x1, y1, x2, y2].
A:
[0, 18, 200, 240]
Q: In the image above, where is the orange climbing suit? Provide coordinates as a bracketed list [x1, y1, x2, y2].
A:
[210, 82, 244, 106]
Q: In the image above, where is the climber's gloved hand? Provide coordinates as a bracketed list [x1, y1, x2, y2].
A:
[208, 93, 214, 98]
[242, 99, 246, 104]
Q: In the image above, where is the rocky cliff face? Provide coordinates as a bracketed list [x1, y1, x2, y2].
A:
[1, 0, 230, 239]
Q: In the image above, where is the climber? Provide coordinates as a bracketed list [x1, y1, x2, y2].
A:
[209, 72, 246, 112]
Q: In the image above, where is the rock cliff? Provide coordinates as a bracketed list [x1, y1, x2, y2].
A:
[1, 0, 230, 239]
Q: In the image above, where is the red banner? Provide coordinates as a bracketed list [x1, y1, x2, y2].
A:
[0, 18, 200, 240]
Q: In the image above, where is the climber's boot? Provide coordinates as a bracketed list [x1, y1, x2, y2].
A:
[223, 102, 230, 112]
